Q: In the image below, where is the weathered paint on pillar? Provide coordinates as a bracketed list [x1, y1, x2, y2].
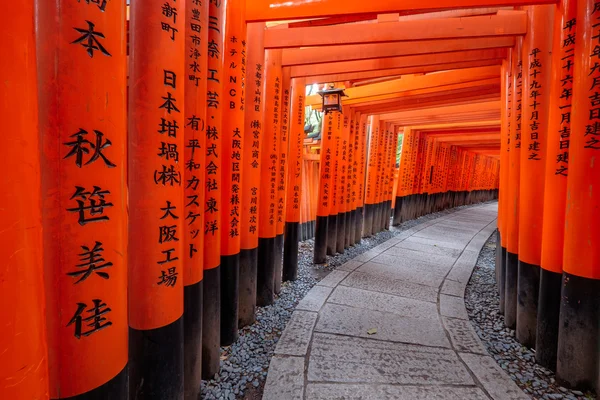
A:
[183, 0, 208, 394]
[1, 3, 49, 398]
[557, 0, 600, 391]
[364, 115, 380, 237]
[38, 0, 128, 397]
[202, 0, 225, 379]
[257, 49, 281, 304]
[516, 4, 554, 349]
[283, 78, 306, 281]
[505, 36, 523, 330]
[537, 0, 577, 372]
[239, 22, 266, 327]
[220, 0, 246, 347]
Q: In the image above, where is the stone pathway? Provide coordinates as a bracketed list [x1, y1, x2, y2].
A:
[263, 203, 528, 400]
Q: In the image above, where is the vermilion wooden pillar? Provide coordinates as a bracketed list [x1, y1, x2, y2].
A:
[128, 0, 185, 397]
[38, 0, 128, 398]
[345, 111, 357, 246]
[498, 54, 512, 316]
[257, 49, 281, 304]
[283, 78, 307, 281]
[327, 112, 342, 255]
[183, 0, 208, 394]
[220, 0, 246, 347]
[354, 114, 368, 243]
[537, 0, 576, 371]
[557, 0, 600, 391]
[275, 70, 291, 293]
[504, 36, 523, 330]
[314, 112, 336, 263]
[202, 0, 225, 379]
[1, 3, 49, 399]
[239, 23, 266, 327]
[364, 115, 380, 237]
[517, 4, 554, 349]
[337, 110, 350, 253]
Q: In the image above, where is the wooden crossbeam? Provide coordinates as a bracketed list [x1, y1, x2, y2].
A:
[304, 59, 502, 85]
[282, 37, 514, 66]
[379, 100, 501, 121]
[264, 12, 527, 48]
[290, 48, 506, 77]
[305, 65, 500, 106]
[246, 0, 556, 22]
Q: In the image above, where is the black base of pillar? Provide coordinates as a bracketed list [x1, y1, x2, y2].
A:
[363, 204, 373, 237]
[130, 317, 184, 399]
[202, 266, 221, 380]
[393, 196, 403, 226]
[327, 214, 338, 255]
[344, 210, 352, 249]
[337, 212, 346, 253]
[220, 254, 239, 346]
[58, 365, 128, 400]
[257, 237, 276, 307]
[355, 207, 364, 243]
[516, 260, 540, 348]
[499, 246, 507, 315]
[504, 251, 518, 329]
[274, 233, 284, 294]
[238, 247, 257, 327]
[184, 280, 203, 399]
[557, 273, 600, 392]
[283, 222, 299, 282]
[314, 216, 328, 264]
[535, 268, 562, 371]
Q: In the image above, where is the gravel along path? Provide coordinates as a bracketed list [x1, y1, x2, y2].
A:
[465, 232, 596, 400]
[201, 204, 479, 400]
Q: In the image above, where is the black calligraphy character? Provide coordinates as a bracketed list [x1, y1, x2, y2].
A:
[159, 225, 179, 244]
[208, 39, 220, 58]
[154, 165, 181, 186]
[187, 117, 204, 133]
[157, 248, 179, 265]
[158, 142, 179, 162]
[64, 129, 116, 168]
[186, 211, 201, 225]
[67, 186, 113, 226]
[207, 92, 219, 108]
[206, 143, 218, 157]
[190, 61, 201, 73]
[161, 23, 178, 41]
[67, 299, 112, 339]
[158, 118, 180, 137]
[159, 92, 180, 114]
[164, 70, 177, 88]
[187, 139, 201, 158]
[157, 267, 178, 287]
[67, 241, 112, 283]
[206, 197, 218, 214]
[191, 23, 201, 33]
[187, 175, 201, 190]
[190, 48, 201, 59]
[205, 220, 218, 235]
[160, 200, 179, 220]
[209, 16, 220, 32]
[186, 159, 201, 171]
[206, 161, 218, 175]
[162, 2, 177, 22]
[191, 8, 201, 21]
[206, 178, 218, 192]
[187, 194, 200, 207]
[72, 21, 111, 58]
[189, 244, 198, 258]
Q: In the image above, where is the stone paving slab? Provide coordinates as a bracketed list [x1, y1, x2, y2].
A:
[264, 203, 527, 400]
[305, 384, 489, 400]
[356, 261, 446, 288]
[263, 356, 305, 400]
[394, 239, 463, 258]
[460, 353, 530, 400]
[340, 271, 439, 303]
[275, 311, 319, 356]
[296, 285, 333, 312]
[308, 333, 472, 385]
[327, 285, 439, 319]
[314, 303, 451, 347]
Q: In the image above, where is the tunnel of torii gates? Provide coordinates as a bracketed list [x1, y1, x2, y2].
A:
[2, 0, 600, 399]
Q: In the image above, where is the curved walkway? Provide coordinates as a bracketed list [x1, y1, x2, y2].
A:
[263, 203, 528, 400]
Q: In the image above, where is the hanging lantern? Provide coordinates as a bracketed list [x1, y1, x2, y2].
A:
[318, 87, 347, 114]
